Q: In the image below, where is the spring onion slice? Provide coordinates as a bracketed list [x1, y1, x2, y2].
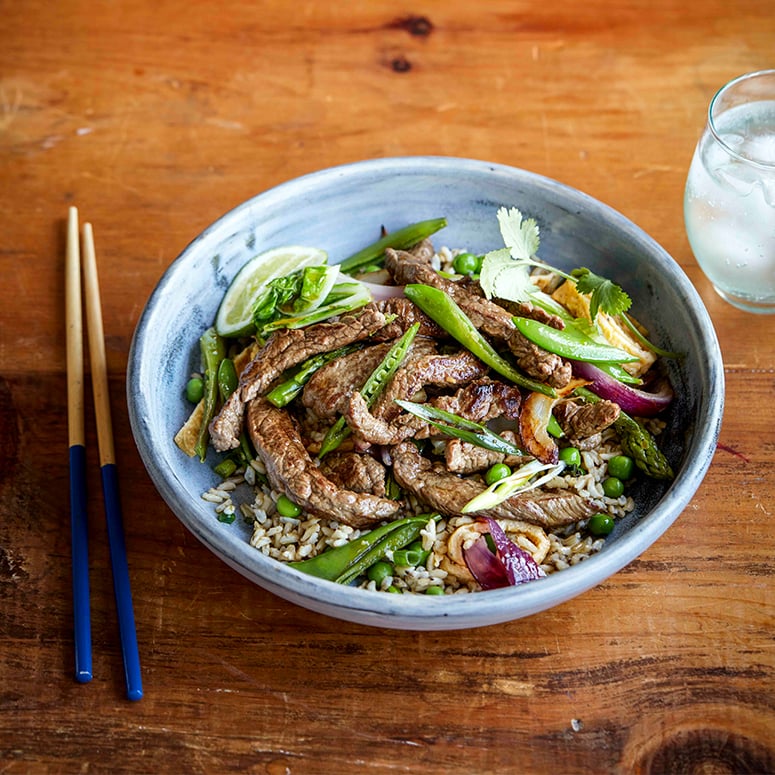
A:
[461, 459, 566, 514]
[394, 399, 525, 456]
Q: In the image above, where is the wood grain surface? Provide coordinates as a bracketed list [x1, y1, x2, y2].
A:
[1, 1, 774, 773]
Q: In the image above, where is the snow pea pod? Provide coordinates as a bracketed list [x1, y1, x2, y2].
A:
[194, 327, 226, 461]
[217, 358, 238, 403]
[513, 316, 639, 364]
[339, 217, 447, 275]
[404, 284, 556, 397]
[288, 514, 436, 584]
[318, 322, 420, 457]
[266, 343, 362, 408]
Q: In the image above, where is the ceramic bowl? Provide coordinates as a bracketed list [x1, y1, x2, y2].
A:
[127, 156, 724, 630]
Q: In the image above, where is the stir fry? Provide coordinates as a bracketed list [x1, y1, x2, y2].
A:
[175, 208, 676, 594]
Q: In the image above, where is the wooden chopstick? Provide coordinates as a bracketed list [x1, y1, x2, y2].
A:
[66, 206, 93, 684]
[81, 221, 144, 702]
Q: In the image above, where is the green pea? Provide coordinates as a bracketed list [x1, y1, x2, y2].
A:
[485, 463, 512, 485]
[588, 513, 615, 536]
[185, 376, 204, 404]
[425, 585, 445, 595]
[214, 458, 238, 479]
[386, 585, 401, 594]
[452, 252, 482, 275]
[367, 561, 393, 585]
[276, 494, 302, 518]
[217, 511, 236, 524]
[559, 446, 581, 468]
[602, 476, 625, 498]
[607, 454, 634, 480]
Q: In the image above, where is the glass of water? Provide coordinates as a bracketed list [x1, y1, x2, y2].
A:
[684, 69, 775, 313]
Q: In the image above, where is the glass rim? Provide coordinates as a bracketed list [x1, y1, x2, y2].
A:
[708, 68, 775, 171]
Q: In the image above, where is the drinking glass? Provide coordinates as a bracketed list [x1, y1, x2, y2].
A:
[684, 69, 775, 313]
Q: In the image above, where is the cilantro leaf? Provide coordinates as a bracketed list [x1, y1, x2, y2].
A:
[496, 206, 540, 260]
[572, 268, 631, 319]
[478, 248, 538, 301]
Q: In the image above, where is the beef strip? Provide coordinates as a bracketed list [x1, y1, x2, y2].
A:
[246, 397, 401, 528]
[431, 378, 522, 423]
[390, 442, 598, 529]
[302, 343, 391, 420]
[318, 451, 387, 496]
[343, 391, 426, 447]
[342, 340, 491, 448]
[444, 440, 504, 474]
[385, 248, 571, 388]
[210, 305, 393, 451]
[553, 398, 620, 441]
[500, 300, 565, 330]
[370, 339, 489, 422]
[443, 433, 526, 475]
[369, 297, 447, 341]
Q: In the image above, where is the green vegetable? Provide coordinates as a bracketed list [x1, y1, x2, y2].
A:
[575, 387, 674, 480]
[461, 459, 565, 513]
[425, 585, 445, 595]
[288, 514, 438, 584]
[512, 316, 638, 364]
[217, 358, 238, 403]
[265, 343, 362, 408]
[185, 377, 204, 404]
[547, 414, 565, 438]
[485, 463, 512, 485]
[318, 322, 420, 457]
[252, 273, 302, 322]
[393, 542, 430, 567]
[394, 399, 525, 456]
[217, 511, 236, 524]
[602, 476, 625, 498]
[571, 268, 631, 320]
[588, 513, 615, 536]
[213, 458, 238, 479]
[559, 446, 581, 468]
[619, 312, 682, 359]
[258, 280, 372, 336]
[367, 561, 393, 585]
[294, 265, 341, 313]
[339, 217, 448, 274]
[276, 494, 302, 518]
[607, 454, 634, 480]
[403, 284, 556, 397]
[478, 207, 632, 323]
[194, 327, 226, 461]
[452, 252, 482, 275]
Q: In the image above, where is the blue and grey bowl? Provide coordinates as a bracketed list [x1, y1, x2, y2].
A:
[127, 156, 724, 630]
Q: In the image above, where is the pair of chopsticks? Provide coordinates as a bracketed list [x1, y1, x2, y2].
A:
[66, 206, 143, 701]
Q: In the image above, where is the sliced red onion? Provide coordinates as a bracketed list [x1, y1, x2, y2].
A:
[463, 537, 510, 590]
[358, 281, 406, 301]
[463, 520, 546, 590]
[484, 518, 546, 585]
[570, 360, 673, 417]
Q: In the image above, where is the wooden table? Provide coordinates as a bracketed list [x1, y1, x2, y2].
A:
[2, 1, 773, 772]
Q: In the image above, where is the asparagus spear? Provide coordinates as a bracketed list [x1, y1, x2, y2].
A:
[575, 386, 674, 480]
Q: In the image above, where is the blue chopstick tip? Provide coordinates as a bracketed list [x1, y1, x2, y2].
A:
[75, 669, 93, 684]
[127, 686, 143, 702]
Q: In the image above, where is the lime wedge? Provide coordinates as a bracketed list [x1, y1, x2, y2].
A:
[215, 246, 327, 337]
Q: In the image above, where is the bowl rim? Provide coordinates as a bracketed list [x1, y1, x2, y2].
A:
[127, 155, 725, 629]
